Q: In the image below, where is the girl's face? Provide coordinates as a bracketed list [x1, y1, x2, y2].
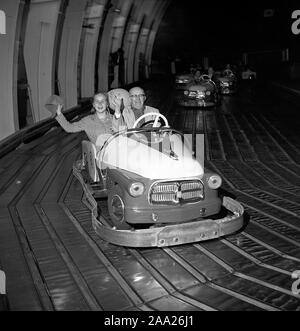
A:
[93, 95, 107, 113]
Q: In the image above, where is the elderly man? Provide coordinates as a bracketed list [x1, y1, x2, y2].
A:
[122, 86, 160, 128]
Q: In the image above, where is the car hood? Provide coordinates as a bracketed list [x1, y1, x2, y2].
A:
[99, 135, 204, 180]
[177, 73, 192, 78]
[217, 77, 232, 82]
[189, 82, 214, 92]
[176, 75, 192, 81]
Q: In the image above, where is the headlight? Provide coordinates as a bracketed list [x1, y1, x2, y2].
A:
[206, 91, 211, 96]
[221, 82, 229, 87]
[207, 175, 222, 189]
[184, 90, 189, 95]
[129, 182, 145, 197]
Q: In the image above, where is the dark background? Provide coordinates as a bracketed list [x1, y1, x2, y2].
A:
[153, 0, 300, 77]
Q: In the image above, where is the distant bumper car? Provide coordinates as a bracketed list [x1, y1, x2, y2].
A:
[73, 112, 244, 247]
[242, 69, 257, 80]
[215, 69, 238, 95]
[179, 75, 219, 107]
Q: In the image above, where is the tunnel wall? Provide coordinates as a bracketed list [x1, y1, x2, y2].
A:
[23, 0, 61, 123]
[80, 2, 105, 98]
[0, 0, 22, 140]
[0, 0, 170, 143]
[58, 0, 87, 109]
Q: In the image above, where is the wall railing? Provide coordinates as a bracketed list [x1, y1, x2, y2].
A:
[0, 100, 91, 159]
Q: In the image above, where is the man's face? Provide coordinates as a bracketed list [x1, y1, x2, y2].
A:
[129, 88, 146, 110]
[93, 95, 107, 114]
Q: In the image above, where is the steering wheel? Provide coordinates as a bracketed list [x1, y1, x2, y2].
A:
[133, 112, 169, 129]
[131, 113, 169, 145]
[139, 120, 157, 129]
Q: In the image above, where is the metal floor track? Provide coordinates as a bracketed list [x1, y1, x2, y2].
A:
[0, 78, 299, 311]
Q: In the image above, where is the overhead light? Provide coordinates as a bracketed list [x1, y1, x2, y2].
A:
[113, 8, 121, 13]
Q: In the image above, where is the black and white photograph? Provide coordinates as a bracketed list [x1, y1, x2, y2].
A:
[0, 0, 300, 314]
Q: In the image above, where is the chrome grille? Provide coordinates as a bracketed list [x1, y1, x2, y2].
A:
[188, 91, 205, 99]
[181, 181, 202, 191]
[150, 180, 203, 205]
[152, 183, 178, 193]
[151, 193, 177, 203]
[188, 91, 197, 98]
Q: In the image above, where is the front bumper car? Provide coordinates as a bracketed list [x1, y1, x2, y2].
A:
[179, 86, 218, 107]
[73, 160, 244, 248]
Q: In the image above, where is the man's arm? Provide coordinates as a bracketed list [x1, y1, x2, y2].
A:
[112, 103, 127, 132]
[112, 98, 136, 130]
[122, 108, 136, 129]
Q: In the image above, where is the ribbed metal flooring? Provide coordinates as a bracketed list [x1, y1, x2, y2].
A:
[0, 78, 299, 310]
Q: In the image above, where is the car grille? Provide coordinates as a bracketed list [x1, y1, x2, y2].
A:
[149, 180, 204, 205]
[188, 91, 206, 99]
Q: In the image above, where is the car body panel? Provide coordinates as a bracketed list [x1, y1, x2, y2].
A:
[106, 168, 221, 225]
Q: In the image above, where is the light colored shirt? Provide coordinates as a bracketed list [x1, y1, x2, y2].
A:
[122, 105, 160, 129]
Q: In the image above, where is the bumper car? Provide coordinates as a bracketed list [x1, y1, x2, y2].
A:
[215, 69, 238, 95]
[179, 75, 219, 107]
[73, 113, 244, 247]
[242, 69, 257, 80]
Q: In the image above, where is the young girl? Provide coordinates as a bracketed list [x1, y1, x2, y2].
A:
[55, 92, 125, 148]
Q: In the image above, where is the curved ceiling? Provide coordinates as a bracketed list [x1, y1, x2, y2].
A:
[153, 0, 293, 62]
